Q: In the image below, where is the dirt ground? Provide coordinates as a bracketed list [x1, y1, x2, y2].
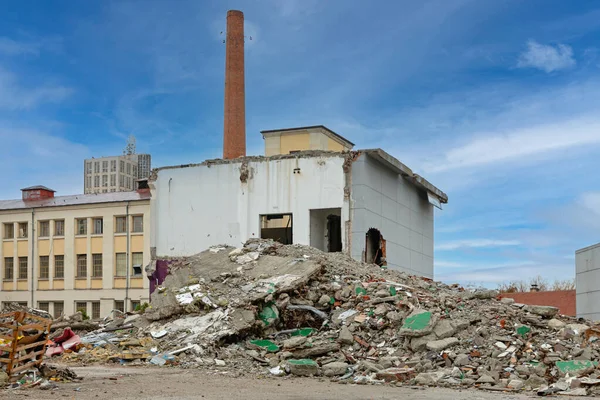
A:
[10, 365, 534, 400]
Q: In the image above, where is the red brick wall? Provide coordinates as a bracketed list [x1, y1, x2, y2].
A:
[22, 189, 54, 201]
[499, 290, 576, 316]
[223, 10, 246, 159]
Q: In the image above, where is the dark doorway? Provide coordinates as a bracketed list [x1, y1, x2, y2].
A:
[309, 208, 342, 252]
[260, 214, 293, 244]
[365, 228, 386, 266]
[327, 214, 342, 252]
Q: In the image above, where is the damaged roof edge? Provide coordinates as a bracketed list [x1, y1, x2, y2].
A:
[359, 148, 448, 204]
[149, 150, 349, 180]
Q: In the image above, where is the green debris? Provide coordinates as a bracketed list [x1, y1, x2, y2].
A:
[368, 310, 375, 317]
[390, 286, 397, 296]
[288, 359, 318, 366]
[401, 311, 432, 331]
[249, 339, 280, 353]
[556, 360, 598, 374]
[291, 328, 315, 337]
[516, 325, 531, 338]
[329, 297, 335, 305]
[259, 303, 279, 326]
[355, 287, 367, 296]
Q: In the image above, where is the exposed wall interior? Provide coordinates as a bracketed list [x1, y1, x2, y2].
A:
[350, 153, 434, 278]
[260, 213, 293, 244]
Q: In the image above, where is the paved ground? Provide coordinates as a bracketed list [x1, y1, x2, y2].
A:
[12, 365, 532, 400]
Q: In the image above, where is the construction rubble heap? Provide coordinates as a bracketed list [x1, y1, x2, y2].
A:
[29, 240, 600, 396]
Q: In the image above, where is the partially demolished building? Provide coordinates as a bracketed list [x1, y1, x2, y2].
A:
[149, 126, 447, 278]
[148, 10, 447, 279]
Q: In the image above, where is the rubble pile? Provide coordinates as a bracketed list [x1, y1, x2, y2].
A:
[47, 240, 600, 395]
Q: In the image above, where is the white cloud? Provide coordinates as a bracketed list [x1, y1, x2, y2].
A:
[579, 192, 600, 215]
[426, 117, 600, 173]
[0, 67, 72, 110]
[0, 124, 89, 199]
[0, 37, 40, 56]
[436, 239, 520, 251]
[517, 40, 575, 72]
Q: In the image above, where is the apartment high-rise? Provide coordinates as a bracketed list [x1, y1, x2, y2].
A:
[83, 154, 151, 194]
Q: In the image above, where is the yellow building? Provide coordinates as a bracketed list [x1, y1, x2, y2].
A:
[0, 185, 150, 318]
[261, 125, 354, 156]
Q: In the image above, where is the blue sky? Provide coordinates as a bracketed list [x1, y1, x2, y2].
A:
[1, 0, 599, 287]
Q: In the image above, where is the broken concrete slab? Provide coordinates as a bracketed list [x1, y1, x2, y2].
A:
[282, 336, 307, 349]
[548, 318, 566, 329]
[527, 305, 559, 318]
[525, 375, 548, 389]
[287, 359, 319, 376]
[477, 375, 497, 385]
[556, 360, 597, 376]
[410, 333, 437, 352]
[337, 326, 354, 345]
[291, 343, 339, 359]
[399, 310, 437, 337]
[415, 371, 446, 385]
[426, 337, 459, 352]
[322, 362, 348, 377]
[433, 319, 456, 339]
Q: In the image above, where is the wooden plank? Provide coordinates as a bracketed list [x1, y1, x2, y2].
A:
[0, 357, 11, 363]
[18, 323, 45, 331]
[11, 360, 41, 374]
[15, 341, 47, 352]
[15, 349, 45, 363]
[0, 333, 14, 340]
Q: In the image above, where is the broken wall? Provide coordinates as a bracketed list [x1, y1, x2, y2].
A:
[350, 153, 434, 278]
[150, 155, 349, 257]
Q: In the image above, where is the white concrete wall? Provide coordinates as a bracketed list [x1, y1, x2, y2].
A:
[350, 154, 434, 278]
[576, 242, 600, 321]
[151, 156, 348, 257]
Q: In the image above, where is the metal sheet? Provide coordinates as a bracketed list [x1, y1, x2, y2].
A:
[427, 192, 442, 209]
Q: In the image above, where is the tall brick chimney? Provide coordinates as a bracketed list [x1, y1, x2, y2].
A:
[223, 10, 246, 159]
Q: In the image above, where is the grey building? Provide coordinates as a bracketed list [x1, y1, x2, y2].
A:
[84, 154, 151, 194]
[350, 149, 441, 277]
[576, 242, 600, 320]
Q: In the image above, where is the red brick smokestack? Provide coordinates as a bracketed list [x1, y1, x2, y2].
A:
[223, 10, 246, 159]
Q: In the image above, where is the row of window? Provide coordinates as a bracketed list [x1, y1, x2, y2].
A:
[2, 252, 143, 280]
[2, 216, 143, 239]
[36, 301, 65, 319]
[85, 174, 136, 190]
[86, 160, 138, 177]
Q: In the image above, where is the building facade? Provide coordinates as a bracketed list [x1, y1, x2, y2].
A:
[150, 126, 447, 279]
[576, 242, 600, 320]
[0, 186, 151, 317]
[84, 154, 152, 194]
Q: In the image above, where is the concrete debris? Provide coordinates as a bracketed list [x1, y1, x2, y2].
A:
[322, 362, 349, 377]
[426, 337, 459, 352]
[526, 305, 559, 318]
[37, 239, 600, 396]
